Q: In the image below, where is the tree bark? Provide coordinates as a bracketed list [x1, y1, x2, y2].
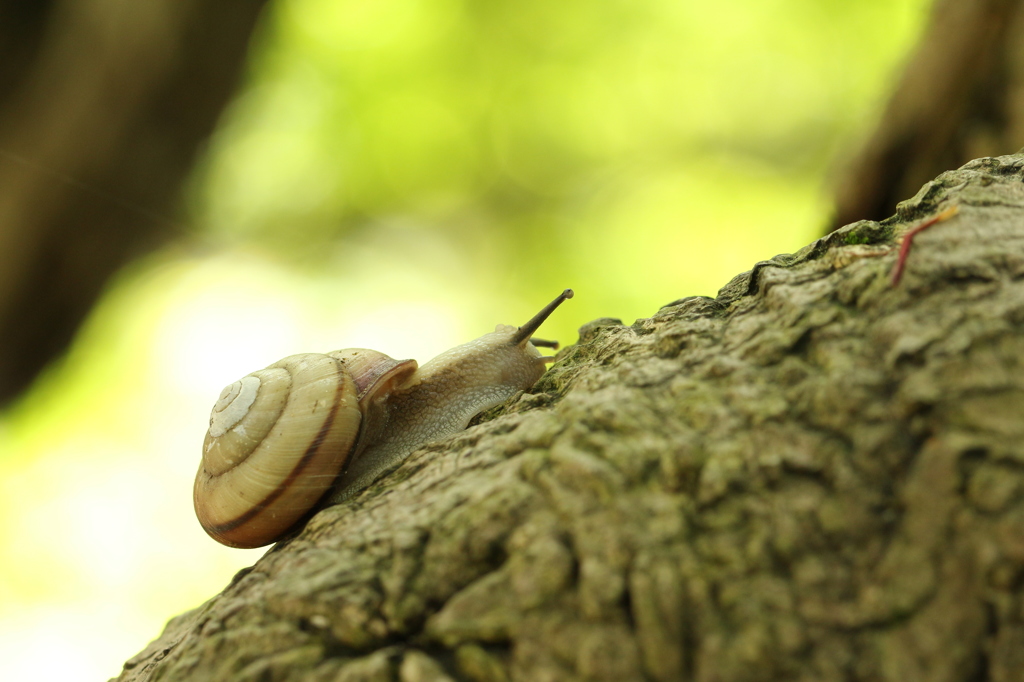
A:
[117, 154, 1024, 682]
[0, 0, 269, 404]
[830, 0, 1024, 231]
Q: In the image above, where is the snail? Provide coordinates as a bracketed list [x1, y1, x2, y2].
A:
[194, 289, 574, 548]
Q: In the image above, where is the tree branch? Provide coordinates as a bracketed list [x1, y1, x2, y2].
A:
[0, 0, 269, 403]
[830, 0, 1024, 231]
[120, 154, 1024, 682]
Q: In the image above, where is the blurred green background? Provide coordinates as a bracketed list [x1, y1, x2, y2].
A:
[0, 0, 931, 679]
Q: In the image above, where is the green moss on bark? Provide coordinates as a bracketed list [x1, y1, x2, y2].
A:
[118, 154, 1024, 682]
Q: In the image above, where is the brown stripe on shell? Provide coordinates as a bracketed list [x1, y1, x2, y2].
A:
[205, 360, 348, 538]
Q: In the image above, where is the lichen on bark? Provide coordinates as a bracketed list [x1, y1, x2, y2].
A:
[117, 153, 1024, 682]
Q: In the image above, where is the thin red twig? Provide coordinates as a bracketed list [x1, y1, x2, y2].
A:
[891, 204, 960, 286]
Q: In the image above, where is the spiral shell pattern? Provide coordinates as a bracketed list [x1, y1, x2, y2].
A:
[194, 353, 361, 548]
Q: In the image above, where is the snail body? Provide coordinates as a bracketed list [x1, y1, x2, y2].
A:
[194, 289, 573, 548]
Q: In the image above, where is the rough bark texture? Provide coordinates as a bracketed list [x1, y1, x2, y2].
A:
[830, 0, 1024, 231]
[118, 154, 1024, 682]
[0, 0, 268, 404]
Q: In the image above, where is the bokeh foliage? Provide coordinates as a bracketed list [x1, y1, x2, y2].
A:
[197, 0, 930, 321]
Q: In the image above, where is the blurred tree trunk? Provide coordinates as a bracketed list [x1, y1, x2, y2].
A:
[116, 154, 1024, 682]
[830, 0, 1024, 231]
[0, 0, 268, 404]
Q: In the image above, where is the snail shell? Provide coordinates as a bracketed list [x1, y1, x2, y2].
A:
[193, 350, 414, 548]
